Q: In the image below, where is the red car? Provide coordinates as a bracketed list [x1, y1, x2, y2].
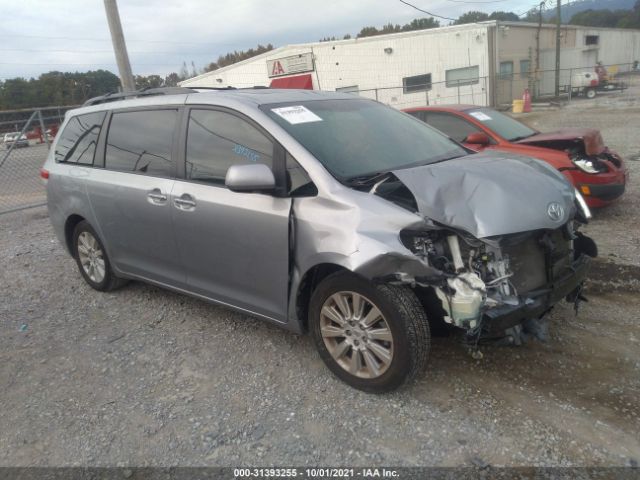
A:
[404, 105, 628, 208]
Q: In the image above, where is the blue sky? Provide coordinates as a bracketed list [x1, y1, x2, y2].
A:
[0, 0, 534, 80]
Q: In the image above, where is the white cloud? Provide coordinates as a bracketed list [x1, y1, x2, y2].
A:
[0, 0, 531, 80]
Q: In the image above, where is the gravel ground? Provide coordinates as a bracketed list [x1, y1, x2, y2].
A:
[0, 207, 639, 467]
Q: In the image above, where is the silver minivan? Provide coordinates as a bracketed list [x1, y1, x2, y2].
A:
[43, 88, 596, 392]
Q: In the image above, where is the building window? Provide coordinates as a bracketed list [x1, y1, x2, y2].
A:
[445, 66, 479, 87]
[403, 74, 432, 93]
[520, 60, 531, 79]
[499, 61, 514, 80]
[585, 35, 599, 46]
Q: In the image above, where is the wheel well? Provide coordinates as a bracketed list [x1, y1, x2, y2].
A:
[296, 263, 348, 331]
[64, 214, 85, 255]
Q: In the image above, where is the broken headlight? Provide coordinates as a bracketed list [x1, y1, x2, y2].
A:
[572, 158, 605, 174]
[400, 229, 452, 271]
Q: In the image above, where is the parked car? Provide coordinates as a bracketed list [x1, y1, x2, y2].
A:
[43, 88, 596, 392]
[3, 132, 29, 148]
[404, 105, 628, 208]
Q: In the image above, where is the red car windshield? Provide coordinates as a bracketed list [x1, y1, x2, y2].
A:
[464, 108, 536, 142]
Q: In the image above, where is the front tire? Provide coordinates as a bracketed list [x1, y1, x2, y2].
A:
[72, 220, 127, 291]
[585, 88, 596, 99]
[309, 272, 430, 393]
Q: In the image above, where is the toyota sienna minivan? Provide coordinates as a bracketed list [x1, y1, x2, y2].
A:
[43, 87, 596, 392]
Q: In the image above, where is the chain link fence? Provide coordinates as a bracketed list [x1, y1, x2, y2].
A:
[346, 62, 640, 109]
[0, 111, 52, 215]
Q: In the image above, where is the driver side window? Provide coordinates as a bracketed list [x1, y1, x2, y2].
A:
[425, 113, 481, 144]
[186, 109, 274, 186]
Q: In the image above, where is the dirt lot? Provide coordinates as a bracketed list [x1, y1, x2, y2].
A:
[0, 103, 639, 468]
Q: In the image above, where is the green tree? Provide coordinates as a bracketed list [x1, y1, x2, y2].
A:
[0, 70, 119, 109]
[134, 74, 164, 90]
[164, 72, 181, 87]
[356, 26, 380, 38]
[203, 44, 275, 73]
[455, 11, 490, 25]
[402, 17, 440, 30]
[569, 8, 624, 27]
[489, 11, 520, 21]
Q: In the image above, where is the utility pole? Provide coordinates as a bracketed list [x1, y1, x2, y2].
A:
[535, 1, 545, 96]
[103, 0, 135, 92]
[554, 0, 561, 97]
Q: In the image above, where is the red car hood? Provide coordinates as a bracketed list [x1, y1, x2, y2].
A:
[516, 128, 605, 156]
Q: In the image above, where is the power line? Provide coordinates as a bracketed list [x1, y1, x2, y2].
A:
[0, 33, 238, 46]
[518, 0, 546, 17]
[0, 48, 211, 55]
[398, 0, 457, 21]
[439, 0, 509, 3]
[0, 62, 181, 66]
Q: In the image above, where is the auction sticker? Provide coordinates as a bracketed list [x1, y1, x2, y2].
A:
[468, 111, 492, 121]
[271, 105, 322, 124]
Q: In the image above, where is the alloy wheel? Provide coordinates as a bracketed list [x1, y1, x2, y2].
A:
[77, 231, 106, 284]
[319, 291, 394, 379]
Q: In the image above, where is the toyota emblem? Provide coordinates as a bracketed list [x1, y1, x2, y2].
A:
[547, 202, 565, 222]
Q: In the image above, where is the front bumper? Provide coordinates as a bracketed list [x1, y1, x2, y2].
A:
[483, 254, 591, 333]
[569, 164, 628, 208]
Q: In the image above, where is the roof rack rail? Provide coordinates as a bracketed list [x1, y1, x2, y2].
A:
[190, 86, 237, 91]
[190, 86, 270, 91]
[82, 86, 198, 106]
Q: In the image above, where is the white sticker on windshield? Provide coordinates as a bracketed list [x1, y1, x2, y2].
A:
[271, 105, 322, 124]
[469, 111, 492, 122]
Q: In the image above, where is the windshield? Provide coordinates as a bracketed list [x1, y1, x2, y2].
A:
[464, 108, 536, 142]
[262, 99, 466, 180]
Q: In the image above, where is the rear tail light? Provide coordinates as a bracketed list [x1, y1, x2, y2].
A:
[40, 168, 49, 180]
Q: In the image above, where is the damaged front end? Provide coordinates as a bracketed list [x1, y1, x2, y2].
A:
[398, 223, 595, 342]
[363, 153, 598, 344]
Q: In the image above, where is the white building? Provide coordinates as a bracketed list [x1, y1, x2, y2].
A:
[180, 21, 640, 107]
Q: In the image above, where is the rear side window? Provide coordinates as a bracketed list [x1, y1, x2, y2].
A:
[105, 109, 177, 177]
[55, 112, 106, 165]
[186, 109, 273, 185]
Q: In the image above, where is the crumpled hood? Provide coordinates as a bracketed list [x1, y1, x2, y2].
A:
[392, 151, 576, 238]
[516, 128, 605, 155]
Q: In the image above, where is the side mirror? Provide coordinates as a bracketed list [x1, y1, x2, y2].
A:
[465, 131, 491, 145]
[225, 163, 276, 193]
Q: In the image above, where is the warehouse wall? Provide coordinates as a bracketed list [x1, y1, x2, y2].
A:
[182, 24, 493, 108]
[180, 22, 640, 108]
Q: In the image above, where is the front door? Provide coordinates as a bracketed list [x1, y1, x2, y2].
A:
[172, 108, 291, 322]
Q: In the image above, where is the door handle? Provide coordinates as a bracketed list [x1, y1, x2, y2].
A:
[148, 193, 167, 201]
[174, 194, 196, 210]
[147, 188, 168, 204]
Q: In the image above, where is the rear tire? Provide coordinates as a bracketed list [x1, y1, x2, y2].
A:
[309, 272, 430, 393]
[585, 88, 596, 99]
[72, 221, 127, 291]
